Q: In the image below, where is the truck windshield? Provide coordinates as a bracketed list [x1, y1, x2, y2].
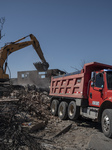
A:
[106, 71, 112, 90]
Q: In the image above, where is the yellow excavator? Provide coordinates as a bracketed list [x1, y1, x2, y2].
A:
[0, 34, 49, 82]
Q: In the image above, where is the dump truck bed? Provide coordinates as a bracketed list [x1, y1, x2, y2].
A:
[49, 72, 85, 99]
[49, 62, 112, 99]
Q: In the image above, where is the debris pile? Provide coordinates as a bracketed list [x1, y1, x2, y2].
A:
[0, 85, 111, 150]
[0, 85, 50, 150]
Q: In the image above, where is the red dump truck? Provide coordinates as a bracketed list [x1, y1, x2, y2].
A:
[49, 62, 112, 138]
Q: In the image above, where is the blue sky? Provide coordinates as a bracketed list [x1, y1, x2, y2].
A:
[0, 0, 112, 78]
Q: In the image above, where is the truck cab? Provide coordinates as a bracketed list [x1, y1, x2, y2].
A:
[89, 69, 112, 107]
[49, 62, 112, 138]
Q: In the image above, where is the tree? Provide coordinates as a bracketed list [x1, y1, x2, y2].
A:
[0, 17, 5, 40]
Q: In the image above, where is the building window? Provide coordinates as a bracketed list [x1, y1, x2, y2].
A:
[21, 72, 29, 79]
[21, 74, 25, 79]
[41, 75, 45, 78]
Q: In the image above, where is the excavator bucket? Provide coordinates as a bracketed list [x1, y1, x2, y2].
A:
[33, 61, 49, 72]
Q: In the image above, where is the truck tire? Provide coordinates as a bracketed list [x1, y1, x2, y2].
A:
[68, 101, 80, 120]
[58, 101, 68, 120]
[51, 99, 59, 116]
[101, 109, 112, 138]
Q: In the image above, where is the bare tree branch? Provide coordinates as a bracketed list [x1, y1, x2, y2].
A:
[0, 17, 5, 40]
[0, 17, 5, 30]
[80, 60, 86, 69]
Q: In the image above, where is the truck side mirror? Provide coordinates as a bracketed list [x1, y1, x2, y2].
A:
[91, 72, 96, 87]
[93, 72, 96, 81]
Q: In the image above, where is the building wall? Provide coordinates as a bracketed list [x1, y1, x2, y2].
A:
[17, 70, 39, 86]
[11, 69, 65, 88]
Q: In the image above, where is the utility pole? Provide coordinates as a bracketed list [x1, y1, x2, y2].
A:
[0, 17, 5, 40]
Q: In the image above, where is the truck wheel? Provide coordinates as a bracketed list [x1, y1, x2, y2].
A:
[101, 109, 112, 138]
[58, 101, 68, 120]
[51, 99, 59, 116]
[68, 101, 80, 120]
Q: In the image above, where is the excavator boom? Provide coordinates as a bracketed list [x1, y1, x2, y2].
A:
[0, 34, 49, 82]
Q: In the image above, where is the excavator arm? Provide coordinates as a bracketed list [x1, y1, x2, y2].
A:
[0, 34, 49, 82]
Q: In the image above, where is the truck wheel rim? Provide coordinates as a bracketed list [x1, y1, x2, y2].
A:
[69, 104, 74, 116]
[103, 115, 110, 132]
[52, 103, 55, 113]
[59, 105, 63, 116]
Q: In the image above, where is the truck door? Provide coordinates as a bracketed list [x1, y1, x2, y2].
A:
[89, 73, 104, 107]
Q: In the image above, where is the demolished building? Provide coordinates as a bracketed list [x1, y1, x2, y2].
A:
[11, 69, 65, 88]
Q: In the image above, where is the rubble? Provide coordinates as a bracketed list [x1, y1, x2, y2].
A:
[0, 85, 50, 150]
[0, 85, 112, 150]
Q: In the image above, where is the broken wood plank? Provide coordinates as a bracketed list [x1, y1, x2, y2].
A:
[53, 123, 72, 138]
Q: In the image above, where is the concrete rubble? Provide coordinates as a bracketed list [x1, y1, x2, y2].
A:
[0, 85, 112, 150]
